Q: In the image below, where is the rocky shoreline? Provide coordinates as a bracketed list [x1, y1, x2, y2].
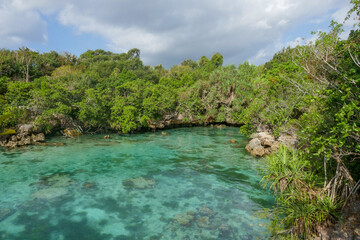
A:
[0, 113, 242, 148]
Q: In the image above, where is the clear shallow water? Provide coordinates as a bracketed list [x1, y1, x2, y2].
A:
[0, 127, 274, 240]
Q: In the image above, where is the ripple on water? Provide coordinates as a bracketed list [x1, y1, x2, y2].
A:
[0, 127, 274, 240]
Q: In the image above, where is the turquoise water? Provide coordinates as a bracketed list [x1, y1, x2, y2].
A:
[0, 127, 274, 240]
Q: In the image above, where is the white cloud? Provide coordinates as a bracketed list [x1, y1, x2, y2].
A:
[0, 0, 353, 66]
[0, 0, 47, 47]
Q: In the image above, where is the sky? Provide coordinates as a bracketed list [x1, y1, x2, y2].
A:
[0, 0, 354, 68]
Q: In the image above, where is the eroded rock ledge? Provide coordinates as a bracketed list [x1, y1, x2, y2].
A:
[0, 113, 241, 148]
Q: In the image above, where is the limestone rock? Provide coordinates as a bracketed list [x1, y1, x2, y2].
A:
[5, 141, 17, 148]
[245, 138, 266, 157]
[177, 114, 185, 120]
[122, 177, 156, 189]
[64, 128, 81, 137]
[246, 131, 283, 157]
[252, 132, 276, 147]
[18, 136, 31, 146]
[31, 133, 45, 142]
[279, 134, 298, 148]
[18, 124, 34, 136]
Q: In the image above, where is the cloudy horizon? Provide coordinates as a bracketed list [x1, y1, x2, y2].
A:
[0, 0, 353, 67]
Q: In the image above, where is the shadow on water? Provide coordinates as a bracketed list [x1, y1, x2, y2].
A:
[5, 213, 112, 240]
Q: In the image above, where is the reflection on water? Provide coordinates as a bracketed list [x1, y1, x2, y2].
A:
[0, 127, 274, 240]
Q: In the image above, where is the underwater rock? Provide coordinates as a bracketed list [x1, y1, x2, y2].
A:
[196, 216, 214, 229]
[197, 205, 217, 217]
[32, 187, 68, 200]
[104, 135, 111, 139]
[38, 174, 75, 188]
[35, 142, 65, 146]
[218, 224, 233, 238]
[228, 139, 237, 143]
[174, 212, 194, 226]
[0, 208, 13, 221]
[83, 182, 96, 189]
[122, 177, 156, 189]
[161, 132, 168, 136]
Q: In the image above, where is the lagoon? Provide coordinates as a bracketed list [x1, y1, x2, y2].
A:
[0, 127, 274, 240]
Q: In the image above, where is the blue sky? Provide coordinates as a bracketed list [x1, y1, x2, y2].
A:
[0, 0, 353, 67]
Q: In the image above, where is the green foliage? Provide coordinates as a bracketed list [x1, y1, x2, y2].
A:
[78, 88, 109, 128]
[260, 145, 311, 193]
[110, 98, 139, 133]
[260, 146, 341, 239]
[5, 81, 33, 106]
[0, 114, 16, 136]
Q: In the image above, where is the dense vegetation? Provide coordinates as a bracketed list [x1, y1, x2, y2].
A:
[0, 2, 359, 239]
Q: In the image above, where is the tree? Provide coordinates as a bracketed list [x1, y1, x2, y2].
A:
[16, 47, 38, 82]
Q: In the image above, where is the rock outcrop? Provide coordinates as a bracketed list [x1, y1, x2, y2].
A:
[63, 128, 82, 137]
[245, 131, 297, 157]
[0, 124, 46, 148]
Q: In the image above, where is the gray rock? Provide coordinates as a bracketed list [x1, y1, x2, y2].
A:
[5, 141, 17, 148]
[18, 136, 31, 146]
[279, 134, 298, 147]
[257, 132, 276, 147]
[245, 138, 266, 157]
[18, 124, 34, 135]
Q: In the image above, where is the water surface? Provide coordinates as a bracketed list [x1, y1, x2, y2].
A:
[0, 127, 274, 240]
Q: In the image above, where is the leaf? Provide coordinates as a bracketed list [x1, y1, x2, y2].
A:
[0, 129, 16, 136]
